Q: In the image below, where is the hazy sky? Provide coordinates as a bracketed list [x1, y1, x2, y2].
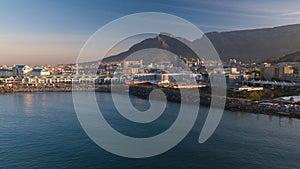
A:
[1, 0, 300, 65]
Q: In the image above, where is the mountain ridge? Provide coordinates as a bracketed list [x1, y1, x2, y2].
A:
[266, 50, 300, 63]
[102, 23, 300, 63]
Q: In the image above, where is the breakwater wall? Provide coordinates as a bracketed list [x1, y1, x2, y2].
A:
[1, 84, 299, 119]
[128, 85, 300, 119]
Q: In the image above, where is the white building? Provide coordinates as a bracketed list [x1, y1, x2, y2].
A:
[12, 64, 32, 79]
[29, 69, 51, 76]
[237, 85, 263, 92]
[121, 60, 143, 68]
[0, 76, 15, 84]
[224, 67, 240, 74]
[134, 73, 201, 84]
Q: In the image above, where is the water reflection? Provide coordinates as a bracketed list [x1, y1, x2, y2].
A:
[130, 96, 150, 112]
[234, 109, 298, 127]
[23, 93, 33, 114]
[278, 116, 296, 127]
[41, 93, 47, 109]
[236, 112, 251, 118]
[288, 117, 295, 125]
[268, 115, 272, 121]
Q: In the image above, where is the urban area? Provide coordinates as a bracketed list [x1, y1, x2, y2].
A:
[1, 57, 300, 117]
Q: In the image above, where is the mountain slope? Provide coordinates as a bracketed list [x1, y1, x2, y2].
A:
[206, 24, 300, 62]
[266, 50, 300, 63]
[103, 24, 300, 63]
[102, 34, 198, 63]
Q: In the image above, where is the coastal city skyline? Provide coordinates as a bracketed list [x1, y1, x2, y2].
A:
[2, 1, 300, 168]
[2, 0, 300, 65]
[1, 55, 299, 119]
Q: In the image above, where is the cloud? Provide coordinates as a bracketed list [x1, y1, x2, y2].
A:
[182, 0, 297, 15]
[162, 3, 268, 19]
[160, 0, 300, 32]
[281, 11, 300, 16]
[196, 23, 247, 32]
[170, 0, 300, 20]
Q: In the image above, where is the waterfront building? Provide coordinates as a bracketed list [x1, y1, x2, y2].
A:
[224, 67, 240, 74]
[0, 76, 15, 84]
[29, 69, 51, 76]
[134, 73, 202, 85]
[119, 60, 143, 75]
[245, 80, 298, 89]
[226, 74, 251, 88]
[19, 74, 120, 85]
[261, 63, 296, 81]
[121, 60, 143, 68]
[135, 73, 163, 83]
[0, 69, 14, 77]
[281, 74, 300, 83]
[122, 68, 139, 75]
[237, 85, 263, 92]
[12, 64, 32, 80]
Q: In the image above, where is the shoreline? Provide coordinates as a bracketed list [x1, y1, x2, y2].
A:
[1, 85, 300, 119]
[127, 85, 300, 119]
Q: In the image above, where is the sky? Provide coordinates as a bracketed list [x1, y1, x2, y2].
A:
[1, 0, 300, 65]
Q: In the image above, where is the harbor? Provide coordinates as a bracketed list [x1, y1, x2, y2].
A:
[2, 82, 299, 119]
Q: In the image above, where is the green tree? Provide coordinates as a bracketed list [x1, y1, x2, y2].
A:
[249, 92, 261, 100]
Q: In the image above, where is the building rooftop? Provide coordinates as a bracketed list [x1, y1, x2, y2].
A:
[31, 69, 43, 72]
[0, 69, 13, 72]
[14, 65, 26, 69]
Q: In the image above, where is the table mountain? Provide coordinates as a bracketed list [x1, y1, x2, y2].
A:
[102, 23, 300, 63]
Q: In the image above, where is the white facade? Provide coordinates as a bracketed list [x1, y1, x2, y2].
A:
[30, 69, 51, 76]
[12, 64, 32, 79]
[0, 76, 15, 83]
[237, 85, 263, 91]
[19, 75, 118, 85]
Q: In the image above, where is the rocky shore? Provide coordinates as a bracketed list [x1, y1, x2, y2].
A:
[128, 85, 300, 119]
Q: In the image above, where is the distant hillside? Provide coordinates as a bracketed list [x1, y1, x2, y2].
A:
[103, 24, 300, 63]
[102, 34, 198, 63]
[206, 24, 300, 63]
[266, 50, 300, 63]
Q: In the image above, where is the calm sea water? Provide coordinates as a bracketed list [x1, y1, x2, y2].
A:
[1, 92, 300, 169]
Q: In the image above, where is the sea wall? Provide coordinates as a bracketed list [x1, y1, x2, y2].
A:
[1, 84, 300, 119]
[128, 85, 300, 119]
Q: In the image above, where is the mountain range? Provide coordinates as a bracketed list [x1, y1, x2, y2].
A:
[265, 50, 300, 63]
[102, 24, 300, 63]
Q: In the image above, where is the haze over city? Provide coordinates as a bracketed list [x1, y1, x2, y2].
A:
[1, 0, 300, 65]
